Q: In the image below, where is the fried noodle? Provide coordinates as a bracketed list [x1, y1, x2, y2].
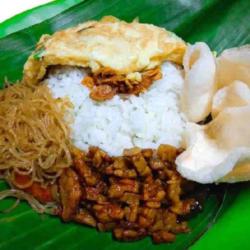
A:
[0, 83, 72, 186]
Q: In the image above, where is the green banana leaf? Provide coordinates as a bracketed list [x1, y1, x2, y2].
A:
[0, 0, 250, 249]
[0, 0, 83, 39]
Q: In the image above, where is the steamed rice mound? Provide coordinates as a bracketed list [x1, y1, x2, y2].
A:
[47, 62, 186, 156]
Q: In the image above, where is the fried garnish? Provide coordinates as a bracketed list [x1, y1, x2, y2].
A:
[82, 67, 162, 101]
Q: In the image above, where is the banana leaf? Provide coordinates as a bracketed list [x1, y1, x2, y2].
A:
[0, 0, 250, 249]
[0, 0, 83, 39]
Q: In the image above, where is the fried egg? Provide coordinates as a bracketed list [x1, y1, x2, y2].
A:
[23, 16, 186, 85]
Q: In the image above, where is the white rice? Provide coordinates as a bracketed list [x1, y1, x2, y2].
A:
[47, 62, 187, 156]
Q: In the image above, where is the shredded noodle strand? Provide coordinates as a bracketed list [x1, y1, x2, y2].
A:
[0, 189, 57, 214]
[0, 83, 72, 186]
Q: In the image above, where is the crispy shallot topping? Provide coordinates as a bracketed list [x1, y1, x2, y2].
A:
[82, 67, 162, 101]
